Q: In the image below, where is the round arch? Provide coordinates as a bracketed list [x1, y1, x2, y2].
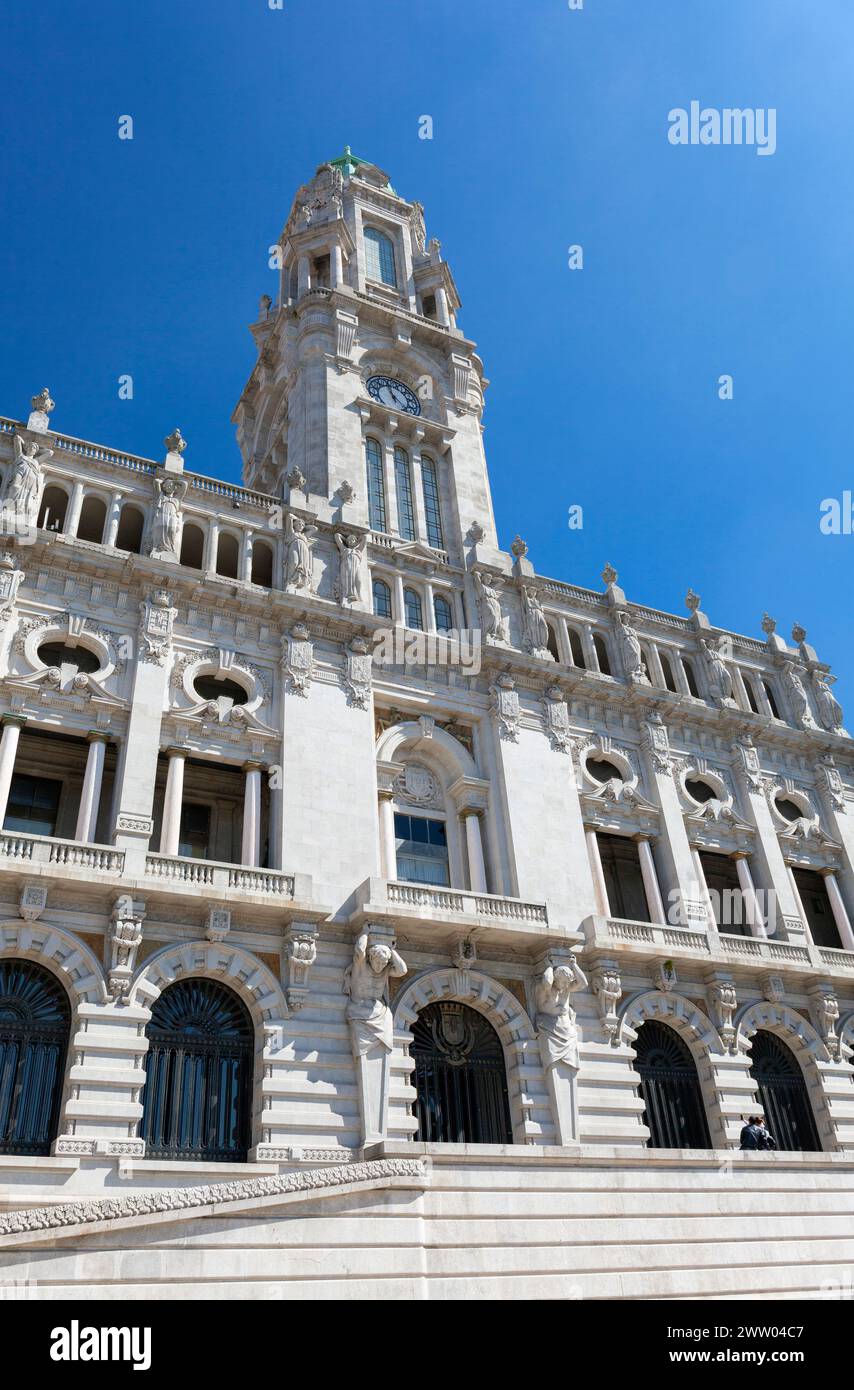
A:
[620, 990, 727, 1145]
[129, 940, 289, 1050]
[376, 719, 478, 782]
[735, 1000, 833, 1150]
[392, 966, 540, 1144]
[0, 920, 107, 1008]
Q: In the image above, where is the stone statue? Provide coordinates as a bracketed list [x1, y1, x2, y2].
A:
[284, 513, 317, 591]
[813, 672, 844, 733]
[149, 475, 188, 561]
[784, 663, 812, 727]
[2, 434, 52, 530]
[616, 611, 647, 683]
[473, 570, 510, 644]
[700, 638, 734, 703]
[334, 530, 368, 606]
[535, 955, 588, 1144]
[521, 585, 551, 656]
[344, 931, 407, 1143]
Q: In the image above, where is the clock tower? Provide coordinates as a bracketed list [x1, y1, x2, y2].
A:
[232, 148, 499, 567]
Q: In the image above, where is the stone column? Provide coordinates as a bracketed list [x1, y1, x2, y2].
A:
[240, 531, 254, 582]
[160, 748, 187, 856]
[204, 520, 219, 574]
[330, 243, 343, 288]
[733, 853, 767, 939]
[65, 482, 85, 537]
[410, 449, 428, 542]
[104, 491, 123, 547]
[75, 733, 108, 843]
[423, 580, 436, 633]
[378, 791, 397, 881]
[241, 761, 263, 867]
[0, 717, 25, 828]
[297, 255, 310, 296]
[586, 828, 610, 916]
[636, 835, 666, 924]
[434, 285, 450, 327]
[820, 869, 854, 952]
[645, 644, 667, 690]
[392, 572, 406, 625]
[464, 811, 488, 893]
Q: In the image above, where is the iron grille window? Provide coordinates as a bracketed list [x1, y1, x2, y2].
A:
[748, 1029, 821, 1152]
[140, 978, 253, 1162]
[4, 774, 61, 837]
[365, 437, 387, 532]
[633, 1020, 711, 1150]
[411, 1002, 513, 1144]
[394, 447, 415, 540]
[420, 457, 443, 550]
[394, 812, 449, 886]
[364, 227, 397, 287]
[0, 960, 69, 1156]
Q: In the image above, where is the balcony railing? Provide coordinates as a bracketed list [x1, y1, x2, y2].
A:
[361, 877, 548, 928]
[0, 831, 125, 874]
[144, 852, 295, 898]
[585, 915, 844, 977]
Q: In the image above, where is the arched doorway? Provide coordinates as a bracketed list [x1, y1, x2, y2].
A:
[748, 1029, 821, 1152]
[410, 1001, 513, 1144]
[140, 978, 253, 1161]
[633, 1020, 711, 1149]
[0, 959, 70, 1155]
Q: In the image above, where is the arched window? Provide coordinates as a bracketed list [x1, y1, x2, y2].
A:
[215, 532, 240, 579]
[250, 539, 273, 587]
[683, 657, 700, 698]
[0, 960, 70, 1156]
[373, 577, 392, 619]
[365, 438, 387, 532]
[76, 494, 107, 544]
[411, 1001, 513, 1144]
[547, 625, 560, 662]
[743, 675, 760, 714]
[37, 485, 69, 533]
[567, 627, 586, 668]
[394, 446, 415, 540]
[763, 680, 781, 719]
[115, 503, 144, 554]
[37, 641, 101, 675]
[633, 1020, 711, 1149]
[434, 594, 453, 632]
[180, 521, 205, 569]
[140, 978, 253, 1162]
[659, 650, 677, 692]
[420, 457, 444, 550]
[748, 1030, 821, 1152]
[404, 587, 423, 630]
[364, 227, 397, 287]
[592, 633, 611, 676]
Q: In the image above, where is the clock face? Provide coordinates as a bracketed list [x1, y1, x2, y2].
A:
[366, 375, 421, 416]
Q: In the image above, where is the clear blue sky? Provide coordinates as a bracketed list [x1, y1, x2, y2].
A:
[2, 1, 852, 695]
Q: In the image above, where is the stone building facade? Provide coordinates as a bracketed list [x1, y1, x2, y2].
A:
[1, 151, 853, 1299]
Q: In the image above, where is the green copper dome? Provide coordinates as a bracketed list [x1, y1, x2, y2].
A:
[329, 146, 396, 194]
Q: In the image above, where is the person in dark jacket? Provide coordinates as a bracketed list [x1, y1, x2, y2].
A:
[739, 1115, 777, 1150]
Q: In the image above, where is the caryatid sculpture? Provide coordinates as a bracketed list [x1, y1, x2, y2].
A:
[344, 930, 407, 1143]
[473, 569, 510, 645]
[535, 954, 588, 1144]
[149, 475, 189, 562]
[334, 530, 368, 606]
[1, 433, 53, 534]
[521, 585, 552, 658]
[700, 637, 734, 705]
[812, 671, 844, 733]
[284, 512, 318, 591]
[616, 611, 648, 684]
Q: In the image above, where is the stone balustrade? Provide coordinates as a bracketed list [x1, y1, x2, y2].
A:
[584, 913, 839, 978]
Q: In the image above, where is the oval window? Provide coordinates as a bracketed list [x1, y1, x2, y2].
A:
[193, 675, 249, 706]
[775, 796, 805, 823]
[685, 778, 717, 804]
[587, 757, 624, 784]
[37, 642, 101, 674]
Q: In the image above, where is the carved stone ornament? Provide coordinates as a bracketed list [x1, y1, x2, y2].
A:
[707, 978, 738, 1054]
[473, 570, 510, 645]
[732, 734, 763, 793]
[591, 963, 622, 1047]
[615, 611, 648, 684]
[286, 465, 306, 494]
[602, 563, 618, 586]
[283, 512, 318, 592]
[511, 535, 528, 559]
[761, 973, 785, 1004]
[467, 521, 485, 544]
[521, 586, 554, 660]
[541, 685, 571, 752]
[284, 923, 319, 1012]
[338, 479, 356, 504]
[810, 985, 841, 1060]
[205, 907, 231, 943]
[27, 387, 55, 433]
[163, 428, 187, 457]
[149, 474, 189, 562]
[0, 551, 24, 622]
[19, 881, 48, 922]
[108, 895, 146, 1000]
[685, 588, 701, 613]
[394, 761, 441, 809]
[654, 959, 677, 993]
[816, 754, 846, 813]
[334, 531, 368, 607]
[490, 672, 520, 742]
[642, 712, 671, 774]
[1, 433, 52, 534]
[812, 670, 845, 734]
[343, 635, 372, 709]
[783, 662, 815, 728]
[343, 929, 408, 1144]
[281, 623, 314, 696]
[700, 636, 735, 706]
[138, 589, 175, 665]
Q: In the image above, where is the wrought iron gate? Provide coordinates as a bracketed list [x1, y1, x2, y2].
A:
[0, 959, 70, 1156]
[749, 1029, 821, 1152]
[140, 978, 253, 1162]
[634, 1020, 712, 1149]
[411, 1002, 513, 1144]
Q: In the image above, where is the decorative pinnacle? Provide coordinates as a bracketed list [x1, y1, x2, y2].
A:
[685, 588, 701, 612]
[791, 623, 807, 645]
[30, 387, 55, 415]
[601, 563, 618, 586]
[164, 429, 187, 456]
[761, 613, 777, 635]
[511, 535, 528, 559]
